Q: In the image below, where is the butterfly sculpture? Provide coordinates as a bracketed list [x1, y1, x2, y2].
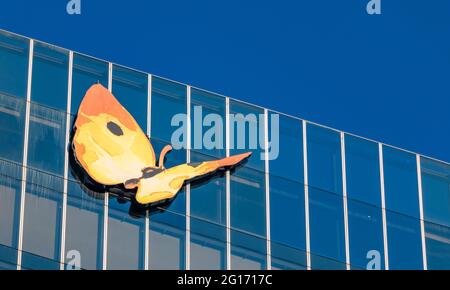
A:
[72, 84, 251, 205]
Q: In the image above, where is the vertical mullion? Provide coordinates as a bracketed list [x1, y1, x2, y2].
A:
[264, 109, 271, 269]
[17, 38, 34, 270]
[416, 154, 427, 270]
[144, 74, 152, 270]
[302, 120, 311, 270]
[102, 62, 113, 270]
[60, 50, 73, 270]
[379, 143, 389, 270]
[185, 85, 191, 270]
[340, 132, 351, 270]
[225, 97, 231, 270]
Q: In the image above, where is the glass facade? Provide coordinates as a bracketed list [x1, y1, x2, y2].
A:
[0, 29, 449, 270]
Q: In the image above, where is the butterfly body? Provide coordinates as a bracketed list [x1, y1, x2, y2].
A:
[72, 84, 250, 205]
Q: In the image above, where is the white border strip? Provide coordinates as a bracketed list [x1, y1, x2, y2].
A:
[185, 85, 191, 270]
[144, 74, 152, 270]
[340, 132, 351, 270]
[303, 120, 311, 270]
[264, 109, 271, 269]
[379, 143, 389, 270]
[416, 154, 428, 270]
[225, 97, 231, 270]
[102, 62, 113, 270]
[60, 50, 73, 270]
[17, 38, 34, 270]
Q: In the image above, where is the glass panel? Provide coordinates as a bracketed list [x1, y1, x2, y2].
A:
[269, 176, 306, 264]
[306, 124, 345, 268]
[382, 146, 420, 218]
[421, 157, 450, 227]
[0, 160, 21, 267]
[0, 94, 26, 163]
[30, 41, 68, 110]
[0, 30, 29, 99]
[71, 53, 109, 115]
[345, 135, 381, 206]
[269, 113, 303, 182]
[107, 196, 145, 270]
[347, 199, 385, 269]
[386, 210, 423, 269]
[271, 242, 307, 270]
[148, 139, 186, 269]
[230, 229, 266, 270]
[27, 103, 66, 176]
[64, 180, 104, 270]
[308, 187, 346, 269]
[149, 212, 185, 270]
[190, 88, 226, 158]
[425, 222, 450, 270]
[307, 123, 342, 195]
[112, 65, 148, 131]
[151, 77, 186, 143]
[21, 169, 63, 269]
[190, 217, 226, 270]
[229, 100, 265, 171]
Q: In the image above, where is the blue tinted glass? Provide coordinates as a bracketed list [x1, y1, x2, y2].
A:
[345, 135, 381, 206]
[383, 146, 420, 218]
[0, 94, 26, 163]
[0, 31, 29, 99]
[271, 242, 307, 270]
[107, 196, 145, 270]
[386, 210, 423, 269]
[307, 124, 342, 195]
[190, 88, 226, 158]
[148, 138, 186, 269]
[112, 65, 148, 131]
[27, 103, 66, 175]
[151, 77, 186, 143]
[309, 187, 346, 269]
[347, 199, 385, 269]
[269, 176, 306, 258]
[149, 212, 185, 270]
[425, 222, 450, 270]
[231, 229, 266, 270]
[269, 113, 303, 182]
[230, 167, 266, 236]
[22, 169, 63, 270]
[71, 54, 109, 115]
[421, 157, 450, 227]
[0, 160, 21, 267]
[65, 180, 104, 270]
[190, 217, 226, 270]
[31, 42, 68, 110]
[229, 100, 265, 171]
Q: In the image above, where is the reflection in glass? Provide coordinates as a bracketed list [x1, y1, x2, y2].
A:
[71, 53, 109, 115]
[112, 65, 148, 131]
[0, 94, 26, 163]
[425, 222, 450, 270]
[64, 180, 104, 270]
[21, 169, 63, 270]
[31, 41, 68, 110]
[0, 30, 29, 99]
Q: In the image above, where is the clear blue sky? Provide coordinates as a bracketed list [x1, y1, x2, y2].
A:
[1, 0, 449, 162]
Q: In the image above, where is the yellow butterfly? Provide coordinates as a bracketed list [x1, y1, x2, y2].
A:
[72, 84, 251, 205]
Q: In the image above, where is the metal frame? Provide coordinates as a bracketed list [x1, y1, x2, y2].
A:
[59, 50, 74, 270]
[416, 154, 428, 270]
[144, 73, 152, 270]
[225, 97, 231, 270]
[16, 38, 34, 270]
[185, 85, 191, 270]
[379, 143, 390, 270]
[340, 132, 351, 270]
[264, 109, 271, 269]
[302, 120, 311, 270]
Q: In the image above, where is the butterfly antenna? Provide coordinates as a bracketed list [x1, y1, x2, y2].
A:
[158, 144, 173, 169]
